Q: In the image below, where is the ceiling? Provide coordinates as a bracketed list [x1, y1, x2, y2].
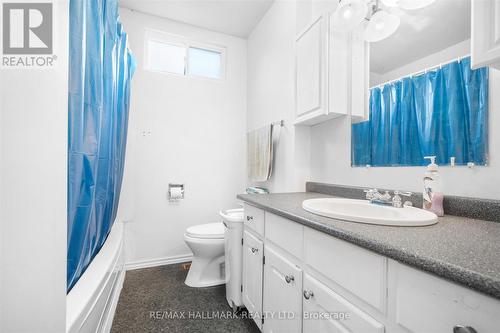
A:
[119, 0, 274, 38]
[370, 0, 471, 74]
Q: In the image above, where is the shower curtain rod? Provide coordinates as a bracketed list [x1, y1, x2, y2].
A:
[371, 54, 471, 89]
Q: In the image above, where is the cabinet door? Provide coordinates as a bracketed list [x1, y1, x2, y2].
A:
[472, 0, 500, 69]
[390, 262, 500, 333]
[263, 244, 303, 333]
[296, 15, 327, 123]
[303, 273, 385, 333]
[242, 230, 264, 329]
[350, 25, 370, 122]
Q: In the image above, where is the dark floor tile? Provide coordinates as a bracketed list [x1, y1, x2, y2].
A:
[111, 263, 260, 333]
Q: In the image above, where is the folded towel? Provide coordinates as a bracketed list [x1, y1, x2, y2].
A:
[246, 186, 270, 194]
[247, 124, 273, 182]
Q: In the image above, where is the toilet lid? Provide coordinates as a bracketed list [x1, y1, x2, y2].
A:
[185, 222, 225, 239]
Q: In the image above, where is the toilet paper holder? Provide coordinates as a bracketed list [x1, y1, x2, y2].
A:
[168, 183, 185, 201]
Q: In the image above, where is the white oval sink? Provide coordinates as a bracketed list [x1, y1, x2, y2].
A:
[302, 198, 438, 226]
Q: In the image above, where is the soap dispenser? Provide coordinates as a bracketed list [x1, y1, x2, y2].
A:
[423, 156, 444, 216]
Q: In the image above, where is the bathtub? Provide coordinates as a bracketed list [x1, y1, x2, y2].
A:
[67, 222, 125, 333]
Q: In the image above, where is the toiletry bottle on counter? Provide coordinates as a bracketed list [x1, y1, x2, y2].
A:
[423, 156, 444, 216]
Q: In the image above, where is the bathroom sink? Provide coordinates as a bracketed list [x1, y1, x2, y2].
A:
[302, 198, 438, 226]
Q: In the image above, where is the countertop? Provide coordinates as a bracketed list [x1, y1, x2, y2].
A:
[237, 192, 500, 300]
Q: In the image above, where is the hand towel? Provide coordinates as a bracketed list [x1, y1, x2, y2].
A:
[247, 124, 273, 182]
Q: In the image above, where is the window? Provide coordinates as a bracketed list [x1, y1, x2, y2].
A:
[187, 47, 222, 79]
[145, 29, 225, 80]
[147, 40, 185, 74]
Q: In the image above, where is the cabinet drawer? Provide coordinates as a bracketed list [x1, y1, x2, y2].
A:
[304, 228, 387, 312]
[265, 212, 304, 260]
[392, 262, 500, 333]
[303, 273, 384, 333]
[244, 204, 265, 237]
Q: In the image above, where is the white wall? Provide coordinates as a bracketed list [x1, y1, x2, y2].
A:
[247, 0, 311, 193]
[311, 65, 500, 200]
[0, 52, 3, 329]
[118, 8, 247, 265]
[370, 40, 470, 87]
[247, 3, 499, 200]
[0, 1, 68, 331]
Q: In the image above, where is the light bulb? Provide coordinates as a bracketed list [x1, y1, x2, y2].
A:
[332, 0, 368, 32]
[364, 10, 400, 42]
[343, 8, 353, 19]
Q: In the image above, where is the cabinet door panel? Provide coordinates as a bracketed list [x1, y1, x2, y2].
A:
[242, 230, 264, 329]
[472, 0, 500, 69]
[303, 273, 385, 333]
[263, 244, 303, 333]
[392, 262, 500, 333]
[296, 16, 324, 118]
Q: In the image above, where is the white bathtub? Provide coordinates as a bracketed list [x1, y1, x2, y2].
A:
[67, 222, 125, 333]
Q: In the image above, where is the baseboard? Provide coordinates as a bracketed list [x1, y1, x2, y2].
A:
[100, 268, 126, 333]
[125, 254, 193, 271]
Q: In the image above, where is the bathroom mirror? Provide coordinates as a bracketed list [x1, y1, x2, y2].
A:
[351, 0, 489, 167]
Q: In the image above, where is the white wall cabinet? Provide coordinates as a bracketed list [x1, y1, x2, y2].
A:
[295, 10, 349, 126]
[242, 229, 264, 329]
[350, 25, 370, 122]
[472, 0, 500, 69]
[296, 15, 328, 125]
[243, 204, 500, 333]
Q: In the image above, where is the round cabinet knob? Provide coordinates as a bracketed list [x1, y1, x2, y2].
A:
[453, 326, 477, 333]
[251, 247, 258, 254]
[285, 275, 295, 284]
[246, 216, 253, 222]
[303, 290, 314, 300]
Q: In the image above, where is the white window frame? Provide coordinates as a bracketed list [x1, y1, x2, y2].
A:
[144, 28, 226, 80]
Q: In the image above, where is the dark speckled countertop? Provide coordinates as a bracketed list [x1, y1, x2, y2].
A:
[237, 192, 500, 300]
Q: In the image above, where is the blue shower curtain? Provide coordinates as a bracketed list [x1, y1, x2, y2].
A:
[352, 57, 488, 167]
[67, 0, 136, 291]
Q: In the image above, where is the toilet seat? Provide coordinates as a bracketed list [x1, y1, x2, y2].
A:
[185, 222, 225, 239]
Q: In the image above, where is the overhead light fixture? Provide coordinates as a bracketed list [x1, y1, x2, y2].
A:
[332, 0, 368, 32]
[399, 0, 436, 10]
[364, 10, 401, 42]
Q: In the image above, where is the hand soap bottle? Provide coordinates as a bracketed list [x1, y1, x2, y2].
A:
[423, 156, 444, 216]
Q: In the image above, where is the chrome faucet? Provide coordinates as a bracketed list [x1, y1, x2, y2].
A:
[364, 189, 413, 208]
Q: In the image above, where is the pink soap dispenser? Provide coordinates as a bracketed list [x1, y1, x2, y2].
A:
[423, 156, 444, 217]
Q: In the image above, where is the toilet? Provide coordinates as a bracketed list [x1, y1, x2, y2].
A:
[184, 222, 225, 287]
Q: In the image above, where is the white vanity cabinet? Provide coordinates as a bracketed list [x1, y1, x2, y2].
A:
[263, 244, 303, 333]
[303, 273, 384, 333]
[389, 261, 500, 333]
[242, 229, 264, 329]
[472, 0, 500, 69]
[242, 203, 500, 333]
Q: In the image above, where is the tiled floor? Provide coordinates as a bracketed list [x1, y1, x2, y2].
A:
[111, 263, 260, 333]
